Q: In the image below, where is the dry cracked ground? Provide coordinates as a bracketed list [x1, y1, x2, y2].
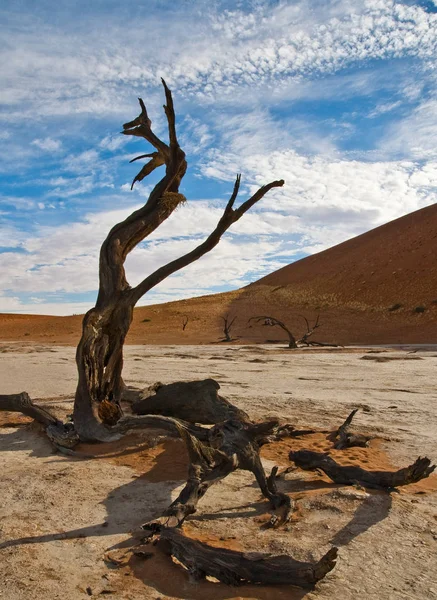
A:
[1, 343, 437, 600]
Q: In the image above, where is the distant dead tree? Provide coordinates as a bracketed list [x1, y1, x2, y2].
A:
[297, 314, 321, 346]
[249, 314, 337, 348]
[221, 314, 237, 342]
[249, 315, 298, 348]
[182, 315, 189, 331]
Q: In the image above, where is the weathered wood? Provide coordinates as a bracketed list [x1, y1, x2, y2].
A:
[72, 81, 283, 441]
[333, 409, 372, 449]
[289, 450, 436, 489]
[143, 417, 294, 529]
[0, 393, 79, 449]
[131, 378, 249, 424]
[149, 527, 338, 587]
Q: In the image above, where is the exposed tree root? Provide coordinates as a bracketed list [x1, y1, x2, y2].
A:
[289, 450, 436, 489]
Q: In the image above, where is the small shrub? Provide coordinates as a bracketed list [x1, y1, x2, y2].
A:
[413, 306, 426, 314]
[388, 303, 402, 312]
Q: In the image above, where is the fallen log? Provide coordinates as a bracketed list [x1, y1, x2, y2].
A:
[149, 527, 338, 587]
[131, 378, 249, 424]
[289, 450, 435, 489]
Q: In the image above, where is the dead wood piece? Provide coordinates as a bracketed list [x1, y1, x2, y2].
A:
[0, 392, 79, 449]
[142, 417, 294, 529]
[153, 527, 338, 587]
[333, 409, 372, 449]
[131, 378, 249, 424]
[289, 450, 436, 489]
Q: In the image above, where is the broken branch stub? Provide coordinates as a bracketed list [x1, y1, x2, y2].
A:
[333, 409, 372, 449]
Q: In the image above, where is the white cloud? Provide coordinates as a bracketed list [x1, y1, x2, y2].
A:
[31, 137, 62, 152]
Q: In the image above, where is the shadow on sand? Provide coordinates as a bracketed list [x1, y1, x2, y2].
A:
[0, 425, 393, 600]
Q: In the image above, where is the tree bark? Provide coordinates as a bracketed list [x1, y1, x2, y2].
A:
[131, 378, 249, 424]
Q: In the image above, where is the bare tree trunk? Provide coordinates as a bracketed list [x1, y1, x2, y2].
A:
[70, 81, 284, 441]
[74, 299, 134, 441]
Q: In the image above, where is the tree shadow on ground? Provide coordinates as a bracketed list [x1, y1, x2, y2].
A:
[330, 492, 392, 547]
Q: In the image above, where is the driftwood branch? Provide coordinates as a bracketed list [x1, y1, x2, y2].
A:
[333, 409, 372, 449]
[0, 393, 79, 449]
[289, 450, 436, 489]
[147, 527, 338, 587]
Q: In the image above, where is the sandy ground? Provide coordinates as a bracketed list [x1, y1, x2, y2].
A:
[1, 343, 437, 599]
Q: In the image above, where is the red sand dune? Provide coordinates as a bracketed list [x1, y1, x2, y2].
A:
[1, 203, 437, 345]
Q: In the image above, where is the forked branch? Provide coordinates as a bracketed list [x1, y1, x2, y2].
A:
[129, 176, 284, 304]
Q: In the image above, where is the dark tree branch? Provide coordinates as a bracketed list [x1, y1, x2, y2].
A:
[142, 417, 294, 529]
[333, 409, 372, 449]
[297, 314, 320, 345]
[289, 450, 436, 489]
[129, 177, 284, 304]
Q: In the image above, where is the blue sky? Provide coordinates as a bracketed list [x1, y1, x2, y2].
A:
[1, 0, 436, 315]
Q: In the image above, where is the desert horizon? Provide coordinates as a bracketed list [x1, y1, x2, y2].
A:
[2, 2, 437, 599]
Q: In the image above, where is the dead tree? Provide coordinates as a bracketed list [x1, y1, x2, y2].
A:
[249, 316, 297, 348]
[1, 83, 283, 443]
[68, 82, 284, 442]
[221, 314, 237, 342]
[182, 315, 189, 331]
[289, 450, 435, 490]
[249, 314, 340, 348]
